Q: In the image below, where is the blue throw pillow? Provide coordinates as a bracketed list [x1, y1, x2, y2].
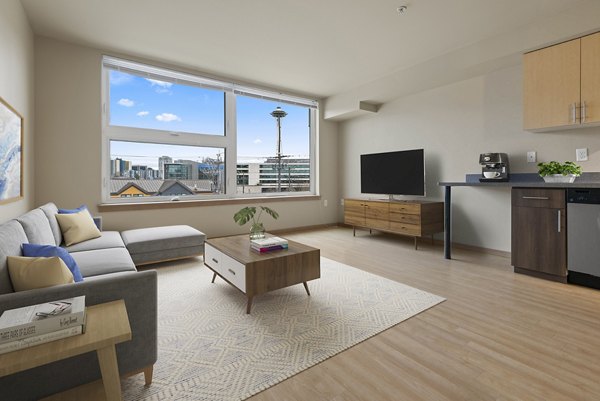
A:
[58, 205, 88, 214]
[22, 243, 84, 282]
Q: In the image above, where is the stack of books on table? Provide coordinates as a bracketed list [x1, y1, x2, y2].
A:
[251, 237, 289, 253]
[0, 296, 86, 355]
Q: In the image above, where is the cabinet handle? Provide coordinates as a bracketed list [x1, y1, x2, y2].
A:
[571, 102, 577, 124]
[557, 210, 561, 233]
[582, 101, 587, 123]
[228, 268, 236, 275]
[212, 258, 219, 264]
[522, 196, 549, 200]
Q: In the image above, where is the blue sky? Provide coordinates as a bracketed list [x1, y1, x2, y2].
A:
[109, 70, 310, 169]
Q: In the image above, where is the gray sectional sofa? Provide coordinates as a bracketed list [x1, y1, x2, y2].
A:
[0, 203, 158, 400]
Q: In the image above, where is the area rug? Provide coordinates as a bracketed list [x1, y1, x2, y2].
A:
[122, 257, 445, 400]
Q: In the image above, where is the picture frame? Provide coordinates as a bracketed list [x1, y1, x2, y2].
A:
[0, 96, 24, 204]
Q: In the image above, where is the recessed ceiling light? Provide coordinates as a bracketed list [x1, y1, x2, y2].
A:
[397, 5, 408, 15]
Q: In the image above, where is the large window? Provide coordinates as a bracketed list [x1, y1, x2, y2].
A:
[102, 56, 317, 203]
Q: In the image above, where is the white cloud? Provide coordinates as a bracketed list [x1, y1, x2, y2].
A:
[136, 111, 149, 117]
[145, 78, 173, 88]
[155, 113, 181, 122]
[253, 138, 262, 144]
[117, 98, 135, 107]
[146, 79, 173, 93]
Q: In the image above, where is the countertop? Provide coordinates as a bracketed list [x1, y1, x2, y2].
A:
[439, 173, 600, 188]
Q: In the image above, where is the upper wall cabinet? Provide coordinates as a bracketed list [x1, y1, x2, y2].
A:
[524, 32, 600, 132]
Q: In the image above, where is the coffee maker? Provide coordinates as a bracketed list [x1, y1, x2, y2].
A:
[479, 153, 509, 182]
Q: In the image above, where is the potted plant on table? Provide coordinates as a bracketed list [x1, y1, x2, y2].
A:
[537, 161, 582, 183]
[233, 206, 279, 239]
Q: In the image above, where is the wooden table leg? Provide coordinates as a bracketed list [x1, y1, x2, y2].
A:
[211, 272, 217, 283]
[96, 345, 123, 401]
[303, 281, 311, 296]
[246, 296, 253, 314]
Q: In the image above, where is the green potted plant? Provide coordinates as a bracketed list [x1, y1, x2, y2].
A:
[537, 161, 582, 183]
[233, 206, 279, 239]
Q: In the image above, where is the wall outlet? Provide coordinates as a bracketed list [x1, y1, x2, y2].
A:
[527, 151, 537, 163]
[576, 148, 588, 162]
[323, 199, 328, 207]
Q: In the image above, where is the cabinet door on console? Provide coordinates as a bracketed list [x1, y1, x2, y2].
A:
[365, 202, 390, 231]
[344, 200, 366, 226]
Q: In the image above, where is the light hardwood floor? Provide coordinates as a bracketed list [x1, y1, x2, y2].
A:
[248, 226, 600, 401]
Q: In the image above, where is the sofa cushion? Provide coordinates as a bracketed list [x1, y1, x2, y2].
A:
[16, 209, 56, 246]
[39, 203, 62, 246]
[55, 211, 101, 246]
[7, 256, 74, 292]
[71, 248, 136, 278]
[64, 231, 125, 253]
[121, 225, 206, 254]
[22, 243, 83, 282]
[0, 221, 28, 294]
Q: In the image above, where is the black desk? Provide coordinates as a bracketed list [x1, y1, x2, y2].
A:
[438, 173, 600, 259]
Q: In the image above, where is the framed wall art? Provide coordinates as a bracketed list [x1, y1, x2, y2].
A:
[0, 97, 24, 204]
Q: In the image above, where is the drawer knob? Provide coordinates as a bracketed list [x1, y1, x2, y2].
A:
[212, 258, 219, 264]
[228, 268, 236, 275]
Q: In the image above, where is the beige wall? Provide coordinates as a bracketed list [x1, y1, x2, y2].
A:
[0, 0, 34, 223]
[340, 64, 600, 252]
[34, 37, 339, 237]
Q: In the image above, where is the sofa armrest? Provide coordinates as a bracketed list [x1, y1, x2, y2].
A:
[0, 270, 157, 400]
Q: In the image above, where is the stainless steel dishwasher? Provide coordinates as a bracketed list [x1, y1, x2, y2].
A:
[567, 188, 600, 289]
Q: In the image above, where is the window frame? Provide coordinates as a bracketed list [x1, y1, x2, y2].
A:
[101, 56, 318, 204]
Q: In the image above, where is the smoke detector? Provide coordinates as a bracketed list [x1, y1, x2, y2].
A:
[397, 5, 408, 14]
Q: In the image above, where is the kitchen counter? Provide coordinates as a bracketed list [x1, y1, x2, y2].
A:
[440, 173, 600, 187]
[437, 173, 600, 259]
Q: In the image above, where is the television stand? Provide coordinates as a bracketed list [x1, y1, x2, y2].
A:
[343, 198, 444, 249]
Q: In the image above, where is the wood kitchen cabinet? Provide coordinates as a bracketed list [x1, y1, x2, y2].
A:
[511, 188, 567, 282]
[343, 199, 443, 249]
[523, 31, 600, 131]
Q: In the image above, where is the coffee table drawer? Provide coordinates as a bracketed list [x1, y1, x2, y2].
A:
[205, 244, 246, 292]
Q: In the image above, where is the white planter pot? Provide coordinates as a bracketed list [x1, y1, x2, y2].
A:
[541, 174, 577, 183]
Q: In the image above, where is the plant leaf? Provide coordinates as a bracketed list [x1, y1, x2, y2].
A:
[233, 206, 256, 225]
[260, 206, 279, 220]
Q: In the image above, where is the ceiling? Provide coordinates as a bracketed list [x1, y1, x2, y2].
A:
[19, 0, 593, 115]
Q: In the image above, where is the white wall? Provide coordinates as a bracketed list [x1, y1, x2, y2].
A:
[34, 37, 339, 237]
[0, 0, 35, 223]
[340, 64, 600, 252]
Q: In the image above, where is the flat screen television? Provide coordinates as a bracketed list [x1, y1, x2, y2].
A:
[360, 149, 425, 196]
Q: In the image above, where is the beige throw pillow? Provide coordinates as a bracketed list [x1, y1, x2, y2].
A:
[7, 256, 75, 292]
[55, 210, 101, 246]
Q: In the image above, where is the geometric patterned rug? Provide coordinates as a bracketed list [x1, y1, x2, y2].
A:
[121, 257, 445, 400]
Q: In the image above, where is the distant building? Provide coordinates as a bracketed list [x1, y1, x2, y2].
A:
[236, 157, 309, 193]
[164, 163, 190, 180]
[174, 159, 200, 180]
[158, 156, 172, 179]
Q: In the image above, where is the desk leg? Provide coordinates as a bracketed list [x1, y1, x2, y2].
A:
[97, 345, 123, 401]
[444, 185, 452, 260]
